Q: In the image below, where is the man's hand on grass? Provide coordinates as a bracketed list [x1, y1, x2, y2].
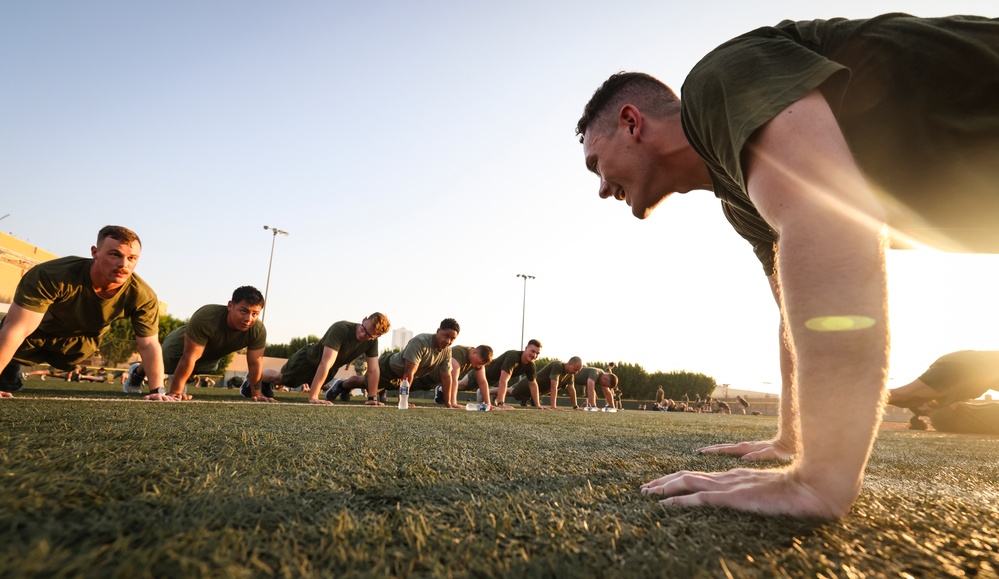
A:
[252, 395, 277, 403]
[364, 399, 385, 406]
[697, 439, 794, 462]
[308, 398, 333, 406]
[641, 467, 845, 520]
[168, 392, 193, 401]
[0, 391, 13, 399]
[143, 393, 179, 402]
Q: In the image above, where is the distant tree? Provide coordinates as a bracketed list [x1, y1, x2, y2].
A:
[157, 313, 187, 342]
[654, 370, 717, 400]
[98, 318, 137, 367]
[217, 352, 234, 374]
[533, 356, 557, 370]
[608, 362, 649, 400]
[264, 343, 290, 358]
[263, 335, 320, 359]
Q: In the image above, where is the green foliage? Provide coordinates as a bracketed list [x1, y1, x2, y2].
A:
[157, 313, 187, 343]
[651, 370, 717, 401]
[582, 361, 715, 401]
[98, 318, 137, 367]
[217, 352, 234, 374]
[264, 342, 290, 358]
[264, 335, 321, 359]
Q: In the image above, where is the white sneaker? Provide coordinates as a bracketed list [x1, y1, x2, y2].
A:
[123, 363, 144, 394]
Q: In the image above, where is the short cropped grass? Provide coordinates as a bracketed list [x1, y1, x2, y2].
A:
[1, 380, 997, 577]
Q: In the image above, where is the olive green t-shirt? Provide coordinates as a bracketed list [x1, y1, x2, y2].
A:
[573, 367, 605, 387]
[536, 360, 573, 389]
[681, 14, 999, 275]
[160, 304, 267, 372]
[307, 321, 379, 369]
[483, 349, 536, 385]
[12, 256, 159, 339]
[383, 332, 451, 381]
[450, 345, 473, 377]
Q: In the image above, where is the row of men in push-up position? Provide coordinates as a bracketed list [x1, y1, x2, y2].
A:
[0, 225, 618, 410]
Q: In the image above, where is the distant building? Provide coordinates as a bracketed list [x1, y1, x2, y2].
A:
[391, 327, 412, 352]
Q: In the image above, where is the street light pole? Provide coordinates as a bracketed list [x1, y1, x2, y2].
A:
[262, 225, 289, 323]
[516, 274, 535, 349]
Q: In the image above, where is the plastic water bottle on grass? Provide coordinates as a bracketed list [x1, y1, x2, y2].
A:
[398, 379, 409, 409]
[465, 403, 490, 411]
[584, 406, 599, 412]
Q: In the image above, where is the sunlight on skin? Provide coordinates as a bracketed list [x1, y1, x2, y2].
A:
[805, 315, 876, 331]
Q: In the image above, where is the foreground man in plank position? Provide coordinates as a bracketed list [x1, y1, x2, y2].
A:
[577, 14, 999, 518]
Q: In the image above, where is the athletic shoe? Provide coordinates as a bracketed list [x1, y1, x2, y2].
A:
[122, 363, 144, 394]
[239, 379, 252, 398]
[40, 374, 46, 381]
[377, 389, 387, 404]
[261, 382, 275, 399]
[0, 363, 24, 392]
[326, 378, 345, 402]
[21, 372, 28, 381]
[434, 385, 444, 405]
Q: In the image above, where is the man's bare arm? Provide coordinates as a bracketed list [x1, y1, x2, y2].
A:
[307, 346, 338, 405]
[136, 335, 172, 401]
[0, 305, 43, 398]
[364, 355, 382, 405]
[643, 90, 888, 519]
[167, 336, 205, 399]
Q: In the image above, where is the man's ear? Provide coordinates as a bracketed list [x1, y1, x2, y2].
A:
[619, 104, 643, 138]
[90, 246, 98, 258]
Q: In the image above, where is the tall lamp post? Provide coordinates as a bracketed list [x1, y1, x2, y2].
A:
[516, 274, 535, 349]
[262, 225, 289, 323]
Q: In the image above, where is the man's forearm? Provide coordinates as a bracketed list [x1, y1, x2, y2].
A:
[136, 341, 165, 392]
[169, 357, 197, 395]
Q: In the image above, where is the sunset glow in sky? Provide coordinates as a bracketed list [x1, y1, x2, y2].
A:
[2, 1, 997, 395]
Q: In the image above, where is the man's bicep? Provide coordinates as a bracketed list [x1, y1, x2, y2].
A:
[181, 336, 207, 360]
[745, 90, 884, 232]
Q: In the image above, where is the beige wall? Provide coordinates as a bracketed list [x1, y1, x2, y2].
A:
[0, 231, 59, 304]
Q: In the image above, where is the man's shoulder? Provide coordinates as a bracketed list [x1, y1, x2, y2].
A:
[190, 304, 227, 320]
[124, 272, 158, 301]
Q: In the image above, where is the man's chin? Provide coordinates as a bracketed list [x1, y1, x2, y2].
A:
[630, 193, 671, 220]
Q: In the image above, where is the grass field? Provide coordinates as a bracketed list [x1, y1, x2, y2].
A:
[2, 380, 998, 577]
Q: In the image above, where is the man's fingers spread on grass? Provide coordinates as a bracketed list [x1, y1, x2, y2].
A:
[741, 447, 794, 462]
[0, 392, 12, 398]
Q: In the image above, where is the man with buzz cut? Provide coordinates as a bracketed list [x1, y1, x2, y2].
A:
[577, 14, 999, 519]
[255, 312, 390, 405]
[344, 318, 458, 405]
[511, 356, 583, 410]
[0, 225, 172, 401]
[459, 339, 542, 408]
[573, 366, 619, 410]
[124, 286, 267, 401]
[406, 344, 493, 408]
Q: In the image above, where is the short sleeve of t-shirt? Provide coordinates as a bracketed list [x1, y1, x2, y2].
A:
[681, 26, 846, 274]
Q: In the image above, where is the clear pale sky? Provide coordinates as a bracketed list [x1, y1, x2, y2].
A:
[2, 1, 998, 395]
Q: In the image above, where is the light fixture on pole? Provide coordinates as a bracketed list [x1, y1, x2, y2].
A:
[516, 273, 535, 349]
[262, 225, 289, 323]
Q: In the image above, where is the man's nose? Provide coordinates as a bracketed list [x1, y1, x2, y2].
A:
[598, 180, 612, 199]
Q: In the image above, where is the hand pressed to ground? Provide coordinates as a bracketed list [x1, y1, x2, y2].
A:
[641, 467, 845, 520]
